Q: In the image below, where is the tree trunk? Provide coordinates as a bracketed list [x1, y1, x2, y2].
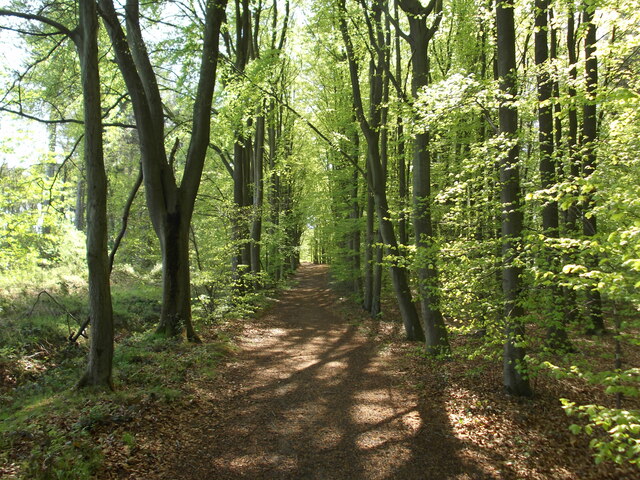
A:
[535, 0, 569, 349]
[399, 0, 450, 354]
[582, 3, 604, 335]
[371, 232, 382, 318]
[75, 170, 86, 231]
[76, 0, 114, 389]
[250, 112, 265, 275]
[339, 0, 424, 341]
[496, 0, 531, 396]
[98, 0, 227, 339]
[350, 158, 362, 297]
[363, 185, 374, 311]
[156, 212, 197, 340]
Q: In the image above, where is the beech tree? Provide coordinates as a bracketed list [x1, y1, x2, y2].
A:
[534, 0, 569, 349]
[97, 0, 227, 340]
[397, 0, 450, 354]
[0, 0, 114, 387]
[496, 0, 531, 396]
[580, 0, 604, 335]
[338, 0, 424, 341]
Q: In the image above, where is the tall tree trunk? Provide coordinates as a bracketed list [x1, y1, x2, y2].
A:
[562, 5, 581, 325]
[393, 1, 409, 248]
[349, 130, 362, 297]
[77, 0, 114, 388]
[75, 169, 86, 231]
[536, 0, 569, 349]
[250, 112, 266, 275]
[399, 0, 450, 354]
[338, 0, 424, 341]
[98, 0, 227, 340]
[496, 0, 531, 396]
[371, 231, 383, 318]
[156, 213, 196, 339]
[582, 3, 604, 335]
[363, 183, 374, 311]
[267, 100, 281, 281]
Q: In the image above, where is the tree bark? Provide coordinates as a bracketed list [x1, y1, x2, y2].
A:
[363, 182, 374, 312]
[536, 0, 569, 349]
[76, 0, 113, 389]
[250, 111, 266, 275]
[581, 3, 604, 335]
[98, 0, 227, 340]
[339, 0, 424, 340]
[496, 0, 531, 396]
[399, 0, 450, 354]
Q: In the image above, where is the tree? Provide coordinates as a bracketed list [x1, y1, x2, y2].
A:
[338, 0, 424, 341]
[97, 0, 228, 340]
[0, 0, 114, 387]
[534, 0, 569, 349]
[496, 0, 531, 396]
[76, 0, 113, 387]
[581, 0, 605, 335]
[398, 0, 450, 354]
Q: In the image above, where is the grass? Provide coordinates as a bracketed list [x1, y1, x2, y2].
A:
[0, 263, 253, 479]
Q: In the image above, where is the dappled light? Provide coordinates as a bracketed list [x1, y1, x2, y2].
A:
[1, 0, 639, 477]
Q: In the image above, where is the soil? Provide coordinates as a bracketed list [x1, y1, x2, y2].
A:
[103, 263, 636, 479]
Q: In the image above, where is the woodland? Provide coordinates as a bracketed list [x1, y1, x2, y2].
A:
[0, 0, 639, 478]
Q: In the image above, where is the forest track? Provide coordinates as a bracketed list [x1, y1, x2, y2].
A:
[115, 263, 486, 479]
[105, 263, 631, 480]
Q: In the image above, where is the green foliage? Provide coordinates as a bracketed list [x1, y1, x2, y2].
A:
[0, 162, 82, 274]
[563, 400, 640, 465]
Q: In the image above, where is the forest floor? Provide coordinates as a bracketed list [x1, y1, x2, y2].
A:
[99, 263, 635, 480]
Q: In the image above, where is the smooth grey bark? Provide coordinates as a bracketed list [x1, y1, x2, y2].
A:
[350, 162, 362, 296]
[535, 0, 569, 349]
[266, 100, 281, 280]
[98, 0, 228, 340]
[76, 0, 113, 388]
[75, 168, 86, 231]
[393, 1, 409, 248]
[363, 181, 374, 311]
[581, 3, 604, 335]
[339, 0, 424, 341]
[343, 125, 363, 297]
[0, 0, 115, 389]
[250, 111, 266, 274]
[398, 0, 450, 354]
[562, 6, 581, 325]
[496, 0, 532, 396]
[371, 231, 382, 318]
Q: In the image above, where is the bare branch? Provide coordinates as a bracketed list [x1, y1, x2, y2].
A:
[109, 163, 143, 272]
[0, 9, 77, 42]
[0, 106, 136, 128]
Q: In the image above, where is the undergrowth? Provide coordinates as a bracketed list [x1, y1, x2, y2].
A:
[0, 264, 283, 479]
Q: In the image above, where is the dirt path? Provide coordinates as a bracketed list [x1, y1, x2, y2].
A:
[144, 263, 486, 480]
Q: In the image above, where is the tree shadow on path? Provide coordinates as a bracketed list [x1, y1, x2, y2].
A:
[163, 264, 499, 479]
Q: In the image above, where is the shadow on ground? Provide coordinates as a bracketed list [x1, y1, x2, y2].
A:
[159, 264, 497, 480]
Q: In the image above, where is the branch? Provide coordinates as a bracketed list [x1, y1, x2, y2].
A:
[209, 142, 234, 177]
[169, 137, 180, 172]
[387, 2, 410, 42]
[219, 55, 367, 179]
[475, 100, 499, 135]
[0, 9, 78, 42]
[46, 134, 84, 213]
[0, 106, 136, 128]
[109, 163, 143, 272]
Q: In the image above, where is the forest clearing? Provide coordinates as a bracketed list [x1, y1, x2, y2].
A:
[1, 0, 639, 478]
